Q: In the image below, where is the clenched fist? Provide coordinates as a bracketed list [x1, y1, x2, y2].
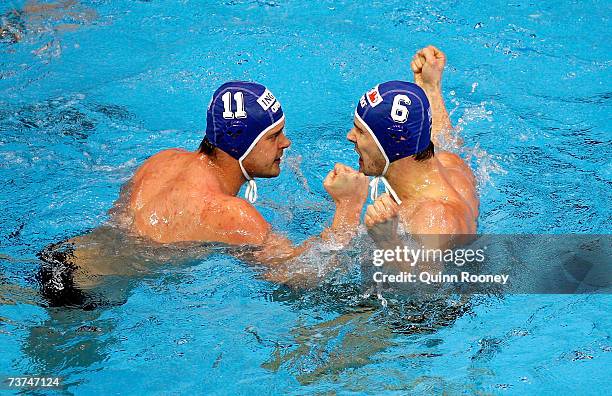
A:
[323, 163, 369, 207]
[411, 45, 446, 89]
[365, 193, 400, 243]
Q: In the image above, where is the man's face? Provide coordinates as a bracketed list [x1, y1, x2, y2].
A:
[242, 120, 291, 178]
[346, 116, 386, 176]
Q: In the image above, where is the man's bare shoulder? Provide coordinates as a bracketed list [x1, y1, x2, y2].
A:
[436, 151, 476, 186]
[436, 151, 479, 215]
[131, 149, 191, 183]
[408, 199, 475, 236]
[436, 151, 472, 175]
[139, 148, 189, 168]
[197, 196, 271, 245]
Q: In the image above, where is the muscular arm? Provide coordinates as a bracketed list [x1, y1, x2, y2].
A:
[425, 89, 452, 145]
[209, 164, 369, 284]
[410, 201, 473, 249]
[218, 197, 363, 285]
[411, 45, 456, 146]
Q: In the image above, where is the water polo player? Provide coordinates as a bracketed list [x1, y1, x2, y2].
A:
[348, 46, 479, 248]
[37, 81, 369, 306]
[122, 81, 368, 247]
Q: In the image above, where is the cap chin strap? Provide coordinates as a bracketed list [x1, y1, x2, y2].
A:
[239, 162, 258, 204]
[370, 176, 402, 205]
[369, 166, 403, 205]
[237, 115, 286, 204]
[245, 180, 258, 204]
[354, 111, 402, 205]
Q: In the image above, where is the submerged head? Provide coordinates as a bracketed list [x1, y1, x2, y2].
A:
[347, 81, 434, 176]
[200, 81, 290, 202]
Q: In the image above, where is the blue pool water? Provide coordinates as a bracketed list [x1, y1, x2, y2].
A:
[1, 0, 611, 394]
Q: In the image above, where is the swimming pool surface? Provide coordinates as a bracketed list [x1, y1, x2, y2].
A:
[0, 0, 610, 394]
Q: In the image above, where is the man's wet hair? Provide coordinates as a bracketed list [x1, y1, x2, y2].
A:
[414, 141, 435, 161]
[198, 137, 217, 156]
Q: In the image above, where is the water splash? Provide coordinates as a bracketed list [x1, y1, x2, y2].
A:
[443, 98, 506, 189]
[283, 153, 311, 193]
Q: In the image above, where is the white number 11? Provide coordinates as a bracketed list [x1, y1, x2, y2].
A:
[222, 91, 247, 119]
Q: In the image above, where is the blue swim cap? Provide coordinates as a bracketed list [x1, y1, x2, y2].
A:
[355, 81, 432, 204]
[205, 81, 285, 203]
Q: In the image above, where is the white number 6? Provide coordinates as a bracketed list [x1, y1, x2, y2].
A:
[390, 94, 411, 123]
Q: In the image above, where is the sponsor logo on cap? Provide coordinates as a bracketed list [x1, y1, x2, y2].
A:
[366, 86, 383, 107]
[359, 95, 367, 108]
[257, 89, 277, 111]
[270, 100, 281, 113]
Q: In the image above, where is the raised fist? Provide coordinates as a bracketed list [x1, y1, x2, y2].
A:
[323, 163, 369, 207]
[411, 45, 446, 89]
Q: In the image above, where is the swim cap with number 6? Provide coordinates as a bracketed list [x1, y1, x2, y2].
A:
[355, 80, 432, 165]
